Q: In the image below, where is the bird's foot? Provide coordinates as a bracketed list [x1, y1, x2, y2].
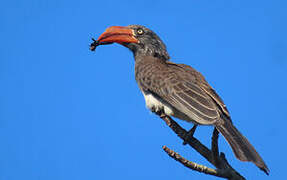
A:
[183, 125, 197, 145]
[153, 108, 167, 118]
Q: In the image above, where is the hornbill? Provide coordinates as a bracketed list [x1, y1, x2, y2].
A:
[90, 25, 269, 174]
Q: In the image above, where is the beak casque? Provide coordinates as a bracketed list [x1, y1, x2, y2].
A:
[97, 26, 139, 44]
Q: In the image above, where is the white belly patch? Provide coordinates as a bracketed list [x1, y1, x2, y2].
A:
[142, 93, 174, 116]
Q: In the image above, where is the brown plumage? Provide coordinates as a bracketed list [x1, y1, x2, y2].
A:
[91, 25, 269, 174]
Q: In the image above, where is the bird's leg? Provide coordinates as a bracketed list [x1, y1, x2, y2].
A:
[183, 125, 197, 145]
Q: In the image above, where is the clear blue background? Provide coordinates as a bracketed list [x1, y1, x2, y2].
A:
[1, 0, 286, 179]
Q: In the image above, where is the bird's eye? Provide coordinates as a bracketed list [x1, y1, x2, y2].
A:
[137, 28, 144, 35]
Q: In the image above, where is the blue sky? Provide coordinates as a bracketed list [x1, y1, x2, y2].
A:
[1, 0, 286, 179]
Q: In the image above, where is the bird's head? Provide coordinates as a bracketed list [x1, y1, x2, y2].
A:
[91, 25, 170, 61]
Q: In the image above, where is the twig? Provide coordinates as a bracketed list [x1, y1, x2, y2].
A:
[163, 146, 229, 178]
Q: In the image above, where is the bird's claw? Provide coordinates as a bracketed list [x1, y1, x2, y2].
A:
[153, 108, 167, 118]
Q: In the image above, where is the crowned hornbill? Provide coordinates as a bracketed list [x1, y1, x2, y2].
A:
[90, 25, 269, 174]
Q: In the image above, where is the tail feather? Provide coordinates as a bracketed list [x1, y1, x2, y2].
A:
[215, 120, 269, 175]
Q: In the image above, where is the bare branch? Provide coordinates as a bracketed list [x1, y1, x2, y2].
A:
[212, 128, 221, 168]
[158, 113, 245, 180]
[163, 146, 229, 178]
[159, 114, 213, 164]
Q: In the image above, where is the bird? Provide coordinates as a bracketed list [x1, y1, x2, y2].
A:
[90, 25, 269, 174]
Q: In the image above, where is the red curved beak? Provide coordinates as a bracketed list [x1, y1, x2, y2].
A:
[97, 26, 139, 44]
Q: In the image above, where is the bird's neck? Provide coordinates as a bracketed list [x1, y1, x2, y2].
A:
[124, 43, 170, 61]
[134, 56, 168, 79]
[133, 51, 169, 62]
[134, 55, 167, 65]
